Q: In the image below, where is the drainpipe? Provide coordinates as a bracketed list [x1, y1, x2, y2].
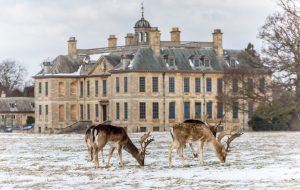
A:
[202, 73, 206, 117]
[163, 72, 166, 131]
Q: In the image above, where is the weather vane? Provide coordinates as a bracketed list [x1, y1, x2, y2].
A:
[141, 2, 144, 18]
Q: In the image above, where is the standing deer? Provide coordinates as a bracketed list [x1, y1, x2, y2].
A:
[85, 125, 104, 162]
[91, 124, 154, 168]
[168, 121, 242, 167]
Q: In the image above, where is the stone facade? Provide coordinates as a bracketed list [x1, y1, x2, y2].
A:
[34, 11, 270, 133]
[0, 92, 35, 127]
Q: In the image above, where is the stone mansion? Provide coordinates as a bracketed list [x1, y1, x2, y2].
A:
[33, 10, 267, 133]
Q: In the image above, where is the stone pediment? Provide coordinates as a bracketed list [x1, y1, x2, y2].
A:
[89, 57, 114, 75]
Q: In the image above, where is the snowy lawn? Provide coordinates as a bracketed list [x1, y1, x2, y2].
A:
[0, 132, 299, 189]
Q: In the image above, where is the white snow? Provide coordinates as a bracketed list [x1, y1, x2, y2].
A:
[37, 65, 83, 77]
[89, 53, 110, 61]
[127, 60, 134, 69]
[0, 132, 299, 189]
[189, 59, 194, 68]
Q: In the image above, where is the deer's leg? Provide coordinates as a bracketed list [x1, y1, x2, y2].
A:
[178, 145, 185, 166]
[93, 147, 100, 168]
[117, 145, 124, 167]
[198, 141, 205, 165]
[101, 150, 105, 164]
[168, 142, 177, 167]
[189, 143, 198, 158]
[106, 146, 115, 167]
[90, 146, 93, 161]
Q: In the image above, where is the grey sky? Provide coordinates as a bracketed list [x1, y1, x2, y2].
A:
[0, 0, 277, 80]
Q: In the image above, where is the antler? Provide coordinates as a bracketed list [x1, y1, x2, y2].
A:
[139, 132, 150, 144]
[217, 130, 234, 142]
[225, 131, 243, 152]
[139, 132, 154, 153]
[202, 114, 208, 123]
[141, 138, 154, 153]
[214, 114, 225, 131]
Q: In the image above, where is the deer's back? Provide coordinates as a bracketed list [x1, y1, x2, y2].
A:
[173, 123, 214, 143]
[93, 124, 129, 144]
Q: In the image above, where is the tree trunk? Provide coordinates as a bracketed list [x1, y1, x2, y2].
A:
[290, 73, 300, 130]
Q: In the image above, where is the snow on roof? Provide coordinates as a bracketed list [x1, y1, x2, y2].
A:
[37, 65, 83, 77]
[89, 53, 110, 61]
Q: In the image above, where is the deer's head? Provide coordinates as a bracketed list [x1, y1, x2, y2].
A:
[217, 130, 243, 163]
[137, 132, 154, 166]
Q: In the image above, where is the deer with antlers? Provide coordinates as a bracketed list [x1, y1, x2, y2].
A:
[177, 115, 223, 158]
[91, 124, 154, 168]
[168, 119, 242, 167]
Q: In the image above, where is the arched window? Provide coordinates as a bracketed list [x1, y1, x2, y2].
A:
[144, 32, 148, 42]
[139, 32, 143, 42]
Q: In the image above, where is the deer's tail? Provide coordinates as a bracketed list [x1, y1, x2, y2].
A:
[170, 128, 174, 141]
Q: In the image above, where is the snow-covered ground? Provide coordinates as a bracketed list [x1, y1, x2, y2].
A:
[0, 132, 299, 189]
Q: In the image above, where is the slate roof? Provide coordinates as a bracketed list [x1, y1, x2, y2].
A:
[112, 47, 244, 73]
[0, 97, 34, 113]
[35, 47, 257, 77]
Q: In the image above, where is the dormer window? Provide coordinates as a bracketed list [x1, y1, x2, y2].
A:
[31, 102, 35, 108]
[194, 58, 201, 68]
[230, 59, 237, 67]
[204, 59, 210, 68]
[225, 56, 238, 67]
[189, 55, 202, 69]
[9, 103, 16, 108]
[169, 57, 175, 67]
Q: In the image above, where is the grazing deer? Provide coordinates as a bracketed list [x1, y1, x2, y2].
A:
[181, 115, 224, 158]
[168, 121, 242, 167]
[91, 124, 154, 168]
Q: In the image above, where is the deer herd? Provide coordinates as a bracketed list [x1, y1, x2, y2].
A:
[85, 115, 243, 168]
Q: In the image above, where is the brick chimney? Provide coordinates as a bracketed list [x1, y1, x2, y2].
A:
[170, 27, 181, 46]
[125, 33, 135, 46]
[212, 29, 223, 56]
[108, 35, 117, 48]
[68, 37, 77, 59]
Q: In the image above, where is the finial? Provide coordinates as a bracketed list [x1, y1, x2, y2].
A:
[141, 2, 144, 18]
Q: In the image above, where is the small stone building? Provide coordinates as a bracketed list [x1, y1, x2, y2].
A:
[0, 92, 35, 127]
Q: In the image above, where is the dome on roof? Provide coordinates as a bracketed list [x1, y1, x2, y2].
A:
[134, 17, 151, 28]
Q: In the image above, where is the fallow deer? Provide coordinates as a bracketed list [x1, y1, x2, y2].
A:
[168, 121, 242, 167]
[181, 115, 224, 158]
[85, 125, 104, 162]
[91, 124, 154, 168]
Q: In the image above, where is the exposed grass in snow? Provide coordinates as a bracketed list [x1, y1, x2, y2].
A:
[0, 132, 299, 189]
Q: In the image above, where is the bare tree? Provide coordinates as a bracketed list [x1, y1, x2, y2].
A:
[259, 0, 300, 130]
[0, 60, 27, 95]
[217, 45, 272, 115]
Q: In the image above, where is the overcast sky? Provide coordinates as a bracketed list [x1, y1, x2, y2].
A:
[0, 0, 278, 80]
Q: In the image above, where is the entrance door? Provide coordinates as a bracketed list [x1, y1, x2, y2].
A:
[102, 105, 107, 122]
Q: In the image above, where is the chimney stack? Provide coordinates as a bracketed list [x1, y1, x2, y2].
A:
[212, 29, 223, 56]
[149, 27, 161, 55]
[68, 37, 77, 59]
[108, 35, 117, 48]
[170, 27, 181, 46]
[125, 33, 135, 46]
